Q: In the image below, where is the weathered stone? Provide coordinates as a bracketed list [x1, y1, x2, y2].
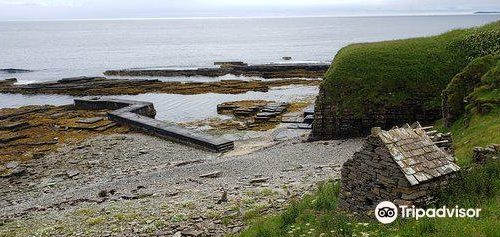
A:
[1, 167, 26, 178]
[0, 122, 30, 131]
[250, 177, 270, 184]
[75, 98, 234, 152]
[173, 159, 204, 167]
[5, 161, 19, 169]
[199, 171, 222, 179]
[473, 144, 499, 164]
[66, 170, 80, 178]
[76, 117, 104, 124]
[217, 190, 228, 204]
[105, 62, 330, 79]
[181, 230, 203, 237]
[0, 134, 28, 143]
[173, 231, 182, 237]
[339, 125, 459, 218]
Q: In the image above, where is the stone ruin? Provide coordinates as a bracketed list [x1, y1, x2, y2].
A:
[217, 101, 290, 123]
[217, 101, 316, 130]
[310, 89, 442, 140]
[339, 123, 460, 217]
[473, 144, 500, 164]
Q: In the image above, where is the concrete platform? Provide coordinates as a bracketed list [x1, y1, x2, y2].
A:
[74, 98, 234, 152]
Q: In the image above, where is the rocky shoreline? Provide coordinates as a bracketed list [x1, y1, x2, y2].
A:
[104, 62, 330, 79]
[0, 132, 362, 237]
[0, 105, 130, 169]
[0, 61, 331, 236]
[0, 77, 320, 96]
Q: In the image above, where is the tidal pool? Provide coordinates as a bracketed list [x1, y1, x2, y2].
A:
[0, 85, 318, 123]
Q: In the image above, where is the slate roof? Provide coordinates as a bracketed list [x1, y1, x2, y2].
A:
[376, 127, 460, 186]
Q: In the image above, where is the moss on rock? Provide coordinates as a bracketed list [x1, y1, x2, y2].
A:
[442, 54, 500, 127]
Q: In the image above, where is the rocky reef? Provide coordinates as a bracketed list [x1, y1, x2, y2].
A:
[104, 62, 330, 79]
[0, 77, 320, 96]
[0, 69, 33, 74]
[0, 105, 130, 172]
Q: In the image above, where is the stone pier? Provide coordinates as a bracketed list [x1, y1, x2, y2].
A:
[74, 98, 234, 152]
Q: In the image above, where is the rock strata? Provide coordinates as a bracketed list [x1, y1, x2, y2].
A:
[0, 105, 129, 164]
[104, 62, 330, 79]
[0, 77, 320, 96]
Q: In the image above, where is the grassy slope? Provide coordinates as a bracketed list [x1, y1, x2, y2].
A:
[237, 22, 500, 237]
[239, 116, 500, 237]
[321, 21, 500, 116]
[237, 173, 500, 237]
[439, 55, 500, 166]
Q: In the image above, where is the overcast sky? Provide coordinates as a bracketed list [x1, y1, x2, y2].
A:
[0, 0, 499, 20]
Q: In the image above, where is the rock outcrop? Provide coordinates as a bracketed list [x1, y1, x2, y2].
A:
[104, 62, 330, 79]
[0, 77, 319, 96]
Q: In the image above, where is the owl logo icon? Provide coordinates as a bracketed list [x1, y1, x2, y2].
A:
[375, 201, 398, 224]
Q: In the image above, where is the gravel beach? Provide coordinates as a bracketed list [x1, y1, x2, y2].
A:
[0, 131, 363, 236]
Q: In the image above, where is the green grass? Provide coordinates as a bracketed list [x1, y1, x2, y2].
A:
[237, 160, 500, 237]
[238, 77, 500, 237]
[437, 54, 500, 165]
[438, 108, 500, 166]
[442, 54, 500, 125]
[321, 20, 500, 117]
[237, 23, 500, 237]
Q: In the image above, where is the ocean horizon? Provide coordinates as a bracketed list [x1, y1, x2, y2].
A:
[1, 11, 496, 22]
[1, 14, 500, 84]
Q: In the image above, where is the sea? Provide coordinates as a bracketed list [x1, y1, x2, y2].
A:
[1, 14, 499, 122]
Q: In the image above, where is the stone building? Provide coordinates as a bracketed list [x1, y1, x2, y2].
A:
[339, 124, 460, 217]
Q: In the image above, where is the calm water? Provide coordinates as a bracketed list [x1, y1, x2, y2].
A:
[0, 85, 318, 123]
[1, 15, 499, 122]
[1, 15, 499, 84]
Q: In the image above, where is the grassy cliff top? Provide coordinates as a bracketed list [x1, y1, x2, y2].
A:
[322, 20, 500, 116]
[238, 57, 500, 236]
[440, 54, 500, 165]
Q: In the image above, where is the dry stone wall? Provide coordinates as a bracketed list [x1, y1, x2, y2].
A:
[339, 128, 458, 218]
[311, 89, 442, 140]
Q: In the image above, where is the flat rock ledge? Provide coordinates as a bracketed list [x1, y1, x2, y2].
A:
[104, 62, 330, 79]
[75, 98, 234, 152]
[0, 77, 320, 96]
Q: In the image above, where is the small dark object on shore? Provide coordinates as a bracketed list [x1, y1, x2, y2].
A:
[217, 190, 228, 204]
[98, 190, 108, 198]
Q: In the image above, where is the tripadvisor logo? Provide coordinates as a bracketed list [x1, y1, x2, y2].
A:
[375, 201, 398, 224]
[375, 201, 482, 224]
